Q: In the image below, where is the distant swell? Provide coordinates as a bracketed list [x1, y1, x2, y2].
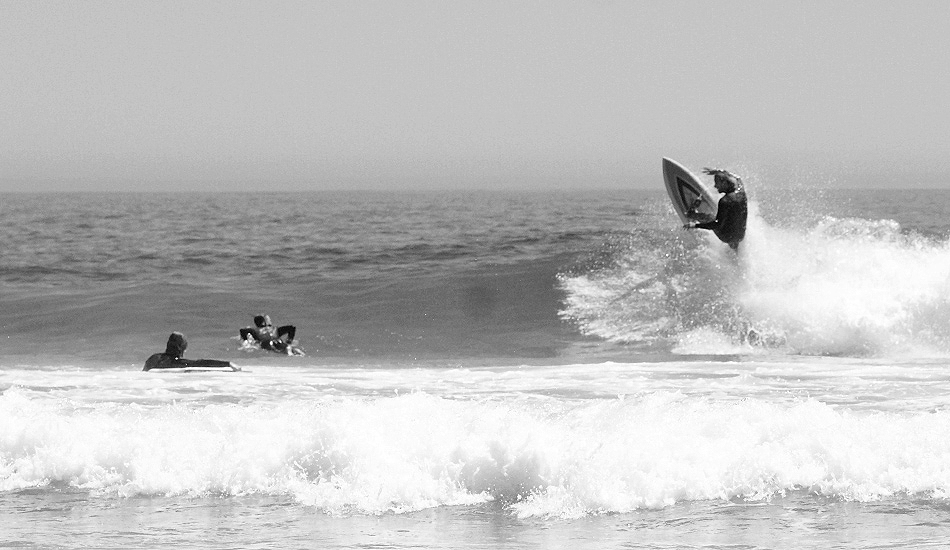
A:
[0, 254, 577, 364]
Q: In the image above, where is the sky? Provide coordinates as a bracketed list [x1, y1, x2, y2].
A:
[2, 0, 949, 192]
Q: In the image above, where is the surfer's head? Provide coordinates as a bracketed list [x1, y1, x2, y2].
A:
[703, 168, 741, 193]
[253, 314, 272, 328]
[164, 332, 188, 357]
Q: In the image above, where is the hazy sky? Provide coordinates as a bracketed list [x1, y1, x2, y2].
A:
[2, 1, 949, 191]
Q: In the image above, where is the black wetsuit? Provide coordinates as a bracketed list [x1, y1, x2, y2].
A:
[695, 189, 747, 250]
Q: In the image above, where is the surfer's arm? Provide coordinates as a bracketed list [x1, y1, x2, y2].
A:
[240, 327, 272, 342]
[178, 358, 236, 369]
[693, 218, 719, 230]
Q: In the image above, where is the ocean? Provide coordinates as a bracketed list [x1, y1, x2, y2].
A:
[3, 186, 950, 548]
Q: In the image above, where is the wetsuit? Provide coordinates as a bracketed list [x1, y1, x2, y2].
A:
[695, 189, 747, 250]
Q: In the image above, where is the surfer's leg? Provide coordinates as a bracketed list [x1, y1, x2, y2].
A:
[277, 325, 296, 342]
[270, 340, 290, 353]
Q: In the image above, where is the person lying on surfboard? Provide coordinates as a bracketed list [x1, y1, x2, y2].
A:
[144, 332, 237, 371]
[239, 314, 302, 355]
[684, 168, 747, 250]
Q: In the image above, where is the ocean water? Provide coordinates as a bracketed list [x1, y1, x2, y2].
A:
[4, 187, 950, 548]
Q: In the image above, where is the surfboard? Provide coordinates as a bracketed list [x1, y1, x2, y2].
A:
[662, 157, 717, 224]
[149, 364, 242, 373]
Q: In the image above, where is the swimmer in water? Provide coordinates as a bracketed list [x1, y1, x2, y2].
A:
[239, 314, 300, 354]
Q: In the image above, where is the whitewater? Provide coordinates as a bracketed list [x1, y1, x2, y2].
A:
[3, 187, 950, 548]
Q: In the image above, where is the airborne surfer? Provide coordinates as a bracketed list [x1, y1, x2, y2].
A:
[684, 168, 747, 251]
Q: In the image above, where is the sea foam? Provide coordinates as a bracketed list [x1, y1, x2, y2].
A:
[4, 387, 950, 517]
[560, 201, 950, 357]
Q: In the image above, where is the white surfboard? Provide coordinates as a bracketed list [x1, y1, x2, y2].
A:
[662, 158, 717, 224]
[149, 364, 242, 373]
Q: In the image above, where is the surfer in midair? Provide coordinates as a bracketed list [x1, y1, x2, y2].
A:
[685, 168, 747, 250]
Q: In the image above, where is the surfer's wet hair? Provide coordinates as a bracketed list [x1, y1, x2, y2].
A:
[254, 314, 273, 328]
[702, 168, 742, 192]
[164, 332, 187, 357]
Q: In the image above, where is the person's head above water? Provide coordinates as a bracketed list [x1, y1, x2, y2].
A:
[253, 314, 272, 328]
[703, 168, 742, 193]
[164, 332, 187, 357]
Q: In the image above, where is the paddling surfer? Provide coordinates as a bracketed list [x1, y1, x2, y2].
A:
[144, 332, 236, 371]
[684, 168, 747, 251]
